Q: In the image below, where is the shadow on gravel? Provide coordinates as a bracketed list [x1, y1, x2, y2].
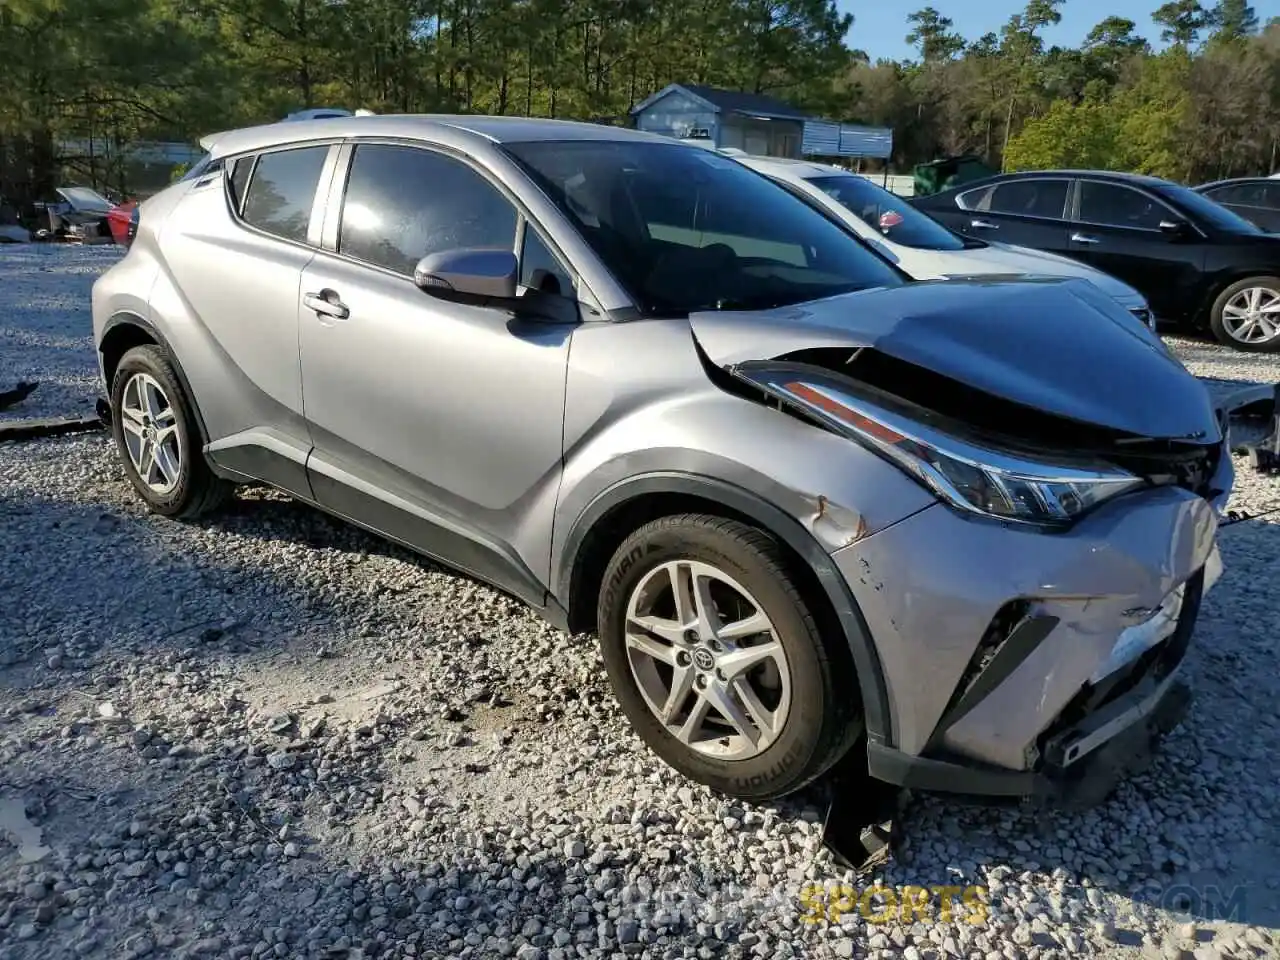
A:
[0, 491, 349, 676]
[4, 471, 1279, 956]
[204, 489, 427, 569]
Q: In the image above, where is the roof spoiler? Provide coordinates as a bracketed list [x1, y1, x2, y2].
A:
[198, 130, 231, 153]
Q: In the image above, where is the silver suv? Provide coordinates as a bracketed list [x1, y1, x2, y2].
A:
[92, 116, 1230, 804]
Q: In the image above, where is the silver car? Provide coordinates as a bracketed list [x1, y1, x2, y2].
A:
[92, 116, 1231, 804]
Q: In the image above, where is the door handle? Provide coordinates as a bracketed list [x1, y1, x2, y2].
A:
[1070, 233, 1100, 245]
[970, 219, 999, 230]
[303, 290, 350, 320]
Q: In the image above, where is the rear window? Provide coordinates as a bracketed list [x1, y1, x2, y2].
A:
[240, 145, 329, 243]
[1165, 182, 1263, 235]
[806, 174, 965, 251]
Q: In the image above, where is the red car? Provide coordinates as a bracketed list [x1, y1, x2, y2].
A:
[106, 199, 139, 246]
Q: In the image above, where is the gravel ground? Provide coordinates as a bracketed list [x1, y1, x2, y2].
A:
[1, 247, 1278, 960]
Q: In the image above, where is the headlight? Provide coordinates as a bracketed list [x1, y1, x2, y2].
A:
[739, 368, 1145, 527]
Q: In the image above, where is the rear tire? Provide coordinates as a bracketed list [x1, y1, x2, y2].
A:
[109, 345, 231, 519]
[1208, 277, 1280, 352]
[597, 514, 861, 801]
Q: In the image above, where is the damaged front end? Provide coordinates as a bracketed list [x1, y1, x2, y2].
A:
[688, 280, 1231, 807]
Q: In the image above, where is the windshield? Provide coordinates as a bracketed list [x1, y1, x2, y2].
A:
[806, 174, 967, 251]
[58, 187, 113, 213]
[504, 141, 903, 315]
[1164, 182, 1263, 234]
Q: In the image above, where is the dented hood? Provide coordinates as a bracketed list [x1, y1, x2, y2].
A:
[691, 277, 1220, 442]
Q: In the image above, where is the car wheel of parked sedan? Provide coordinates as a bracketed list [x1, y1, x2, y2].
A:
[1209, 277, 1280, 352]
[110, 345, 231, 518]
[597, 514, 859, 800]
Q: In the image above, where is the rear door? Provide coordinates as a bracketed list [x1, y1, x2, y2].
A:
[1066, 178, 1209, 319]
[950, 176, 1074, 253]
[154, 141, 337, 489]
[298, 141, 576, 599]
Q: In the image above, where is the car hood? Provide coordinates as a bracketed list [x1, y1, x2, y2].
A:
[935, 242, 1145, 306]
[690, 277, 1218, 442]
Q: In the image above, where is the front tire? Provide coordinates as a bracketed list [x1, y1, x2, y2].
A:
[110, 345, 230, 519]
[1209, 277, 1280, 352]
[597, 514, 860, 801]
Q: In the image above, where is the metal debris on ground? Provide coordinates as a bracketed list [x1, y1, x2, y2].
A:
[819, 750, 906, 874]
[1220, 381, 1280, 474]
[0, 414, 105, 442]
[0, 381, 38, 411]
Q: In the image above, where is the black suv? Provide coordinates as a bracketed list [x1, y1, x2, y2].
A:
[913, 170, 1280, 351]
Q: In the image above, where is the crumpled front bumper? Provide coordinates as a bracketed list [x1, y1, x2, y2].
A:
[833, 473, 1227, 803]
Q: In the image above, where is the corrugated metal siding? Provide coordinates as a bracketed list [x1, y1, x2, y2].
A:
[802, 120, 841, 157]
[838, 125, 893, 159]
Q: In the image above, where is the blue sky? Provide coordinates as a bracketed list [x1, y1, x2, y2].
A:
[838, 0, 1280, 62]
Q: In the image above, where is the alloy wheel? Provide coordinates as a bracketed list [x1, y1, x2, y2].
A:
[1221, 285, 1280, 345]
[623, 559, 791, 760]
[119, 372, 183, 495]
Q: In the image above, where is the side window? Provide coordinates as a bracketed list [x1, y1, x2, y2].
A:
[1205, 184, 1245, 204]
[986, 179, 1069, 219]
[241, 146, 329, 243]
[1078, 182, 1167, 230]
[956, 185, 994, 212]
[228, 156, 255, 214]
[339, 143, 518, 275]
[520, 225, 572, 296]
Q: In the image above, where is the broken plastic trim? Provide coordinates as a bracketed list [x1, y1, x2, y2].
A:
[729, 361, 1144, 528]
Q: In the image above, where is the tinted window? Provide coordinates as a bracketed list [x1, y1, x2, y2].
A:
[229, 156, 255, 214]
[985, 179, 1069, 219]
[521, 225, 572, 295]
[1207, 182, 1276, 208]
[505, 140, 902, 315]
[1078, 181, 1169, 230]
[339, 144, 518, 275]
[241, 146, 329, 243]
[956, 184, 993, 211]
[1160, 181, 1261, 234]
[806, 174, 965, 251]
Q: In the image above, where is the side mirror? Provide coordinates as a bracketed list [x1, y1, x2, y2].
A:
[413, 248, 518, 301]
[1158, 219, 1191, 240]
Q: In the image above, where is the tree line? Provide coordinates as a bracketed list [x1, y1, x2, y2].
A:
[0, 0, 1276, 204]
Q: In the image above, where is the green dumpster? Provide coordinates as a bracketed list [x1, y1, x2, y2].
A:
[912, 155, 997, 198]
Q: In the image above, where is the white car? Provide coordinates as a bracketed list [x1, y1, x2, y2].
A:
[739, 156, 1157, 332]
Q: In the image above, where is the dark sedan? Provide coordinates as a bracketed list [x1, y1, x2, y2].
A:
[1194, 177, 1280, 234]
[912, 170, 1280, 351]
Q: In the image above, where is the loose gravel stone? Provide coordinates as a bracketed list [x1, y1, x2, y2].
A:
[1, 249, 1278, 959]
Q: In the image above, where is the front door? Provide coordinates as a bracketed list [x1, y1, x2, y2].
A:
[298, 142, 576, 601]
[1066, 179, 1208, 321]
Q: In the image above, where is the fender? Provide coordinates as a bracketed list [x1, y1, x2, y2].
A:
[100, 311, 211, 447]
[556, 471, 893, 748]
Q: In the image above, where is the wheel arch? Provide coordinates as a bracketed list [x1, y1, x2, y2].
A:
[99, 312, 211, 446]
[556, 472, 892, 748]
